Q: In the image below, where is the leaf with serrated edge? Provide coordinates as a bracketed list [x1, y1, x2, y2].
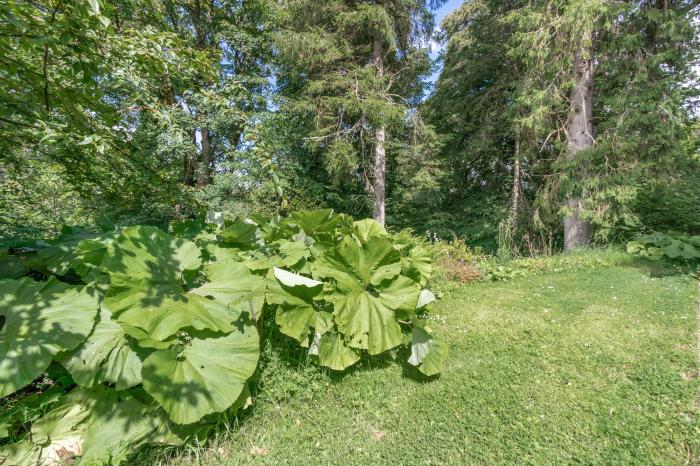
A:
[142, 329, 259, 424]
[57, 306, 142, 390]
[0, 278, 98, 397]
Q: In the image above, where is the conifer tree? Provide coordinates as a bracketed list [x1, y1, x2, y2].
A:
[276, 0, 444, 224]
[432, 0, 698, 251]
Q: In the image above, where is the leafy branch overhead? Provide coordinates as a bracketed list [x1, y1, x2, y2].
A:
[0, 209, 446, 465]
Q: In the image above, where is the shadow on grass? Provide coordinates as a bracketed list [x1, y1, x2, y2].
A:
[626, 255, 698, 278]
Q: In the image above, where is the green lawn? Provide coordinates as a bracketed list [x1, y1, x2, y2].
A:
[141, 263, 700, 465]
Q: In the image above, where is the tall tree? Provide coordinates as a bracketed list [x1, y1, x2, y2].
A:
[427, 0, 540, 251]
[275, 0, 444, 224]
[431, 0, 698, 251]
[563, 27, 594, 250]
[159, 0, 276, 187]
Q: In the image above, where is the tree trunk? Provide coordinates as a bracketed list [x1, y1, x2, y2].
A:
[507, 128, 521, 230]
[183, 128, 197, 186]
[373, 126, 386, 225]
[372, 36, 386, 225]
[564, 34, 595, 251]
[197, 127, 213, 187]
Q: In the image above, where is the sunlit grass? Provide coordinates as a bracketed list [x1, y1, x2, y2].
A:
[137, 259, 699, 465]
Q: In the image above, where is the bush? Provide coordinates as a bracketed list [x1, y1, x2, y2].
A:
[0, 210, 445, 465]
[627, 233, 700, 261]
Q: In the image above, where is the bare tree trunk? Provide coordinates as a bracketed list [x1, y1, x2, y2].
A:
[372, 36, 386, 225]
[564, 33, 595, 251]
[373, 126, 386, 225]
[508, 128, 521, 229]
[197, 127, 213, 187]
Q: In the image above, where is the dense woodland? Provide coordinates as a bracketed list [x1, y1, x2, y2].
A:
[0, 2, 699, 464]
[1, 0, 698, 251]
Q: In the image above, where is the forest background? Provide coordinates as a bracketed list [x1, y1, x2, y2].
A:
[1, 0, 698, 255]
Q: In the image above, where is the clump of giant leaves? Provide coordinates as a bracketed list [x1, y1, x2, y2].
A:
[0, 209, 446, 464]
[627, 233, 700, 261]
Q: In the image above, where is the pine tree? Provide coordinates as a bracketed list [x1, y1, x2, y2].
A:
[276, 0, 444, 224]
[432, 0, 698, 251]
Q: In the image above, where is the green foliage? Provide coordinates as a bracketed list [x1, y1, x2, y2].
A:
[0, 278, 98, 397]
[627, 233, 700, 261]
[0, 162, 91, 241]
[274, 0, 444, 220]
[0, 210, 443, 464]
[133, 263, 699, 465]
[427, 0, 699, 249]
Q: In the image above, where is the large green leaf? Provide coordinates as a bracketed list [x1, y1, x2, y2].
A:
[0, 247, 46, 280]
[326, 289, 405, 354]
[100, 225, 201, 281]
[416, 289, 436, 309]
[100, 227, 251, 341]
[170, 218, 217, 242]
[408, 324, 448, 376]
[269, 268, 328, 343]
[56, 306, 143, 390]
[0, 278, 98, 397]
[39, 231, 116, 278]
[0, 387, 98, 465]
[283, 209, 341, 236]
[663, 239, 699, 259]
[142, 328, 259, 424]
[352, 218, 387, 243]
[402, 244, 433, 286]
[105, 274, 235, 342]
[317, 332, 360, 370]
[240, 239, 310, 272]
[202, 242, 242, 263]
[0, 441, 37, 466]
[190, 261, 266, 309]
[190, 260, 267, 322]
[0, 387, 182, 466]
[312, 236, 402, 290]
[312, 237, 419, 354]
[79, 389, 184, 464]
[0, 399, 90, 466]
[248, 213, 299, 242]
[217, 223, 263, 249]
[268, 267, 324, 306]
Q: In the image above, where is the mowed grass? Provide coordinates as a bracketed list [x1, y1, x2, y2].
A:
[141, 262, 700, 465]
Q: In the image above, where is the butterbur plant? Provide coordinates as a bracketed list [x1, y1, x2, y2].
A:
[627, 233, 700, 262]
[0, 209, 446, 465]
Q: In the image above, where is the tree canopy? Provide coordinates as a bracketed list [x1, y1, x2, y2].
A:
[1, 0, 698, 249]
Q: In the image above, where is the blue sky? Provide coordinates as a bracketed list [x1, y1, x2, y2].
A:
[428, 0, 462, 86]
[435, 0, 463, 24]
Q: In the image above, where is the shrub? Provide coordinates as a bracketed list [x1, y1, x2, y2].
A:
[627, 233, 700, 261]
[0, 210, 445, 465]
